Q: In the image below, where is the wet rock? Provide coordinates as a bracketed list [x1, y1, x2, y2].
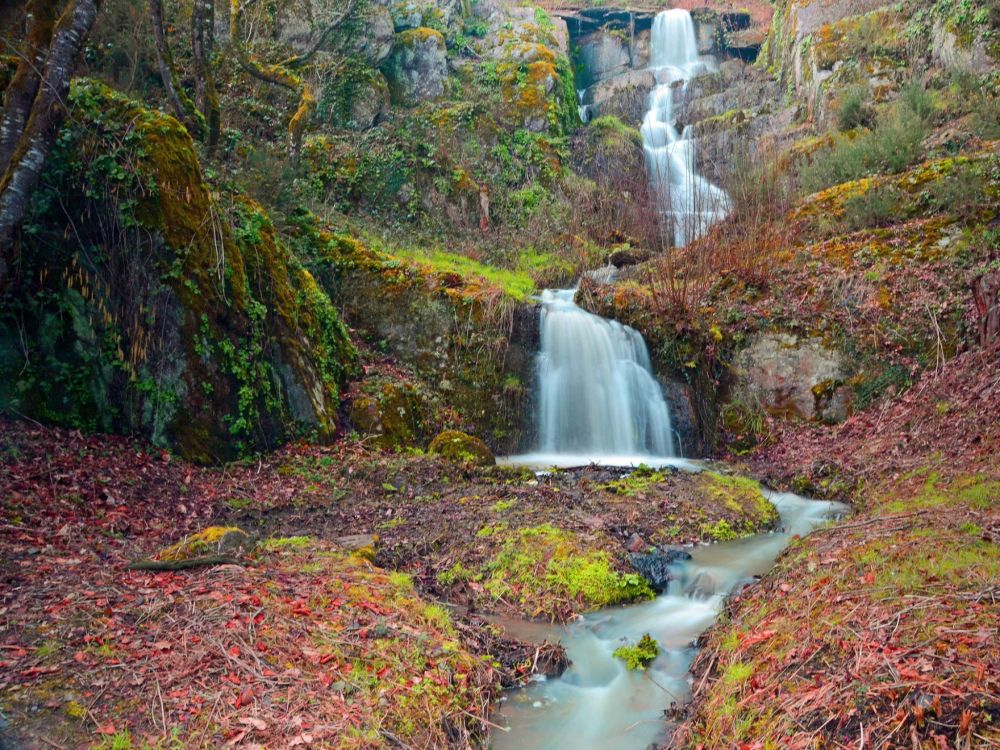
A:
[685, 571, 717, 600]
[630, 547, 691, 592]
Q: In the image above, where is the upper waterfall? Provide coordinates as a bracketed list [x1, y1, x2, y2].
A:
[642, 9, 730, 247]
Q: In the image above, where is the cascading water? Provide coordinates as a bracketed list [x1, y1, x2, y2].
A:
[642, 9, 730, 246]
[490, 492, 847, 749]
[502, 289, 686, 469]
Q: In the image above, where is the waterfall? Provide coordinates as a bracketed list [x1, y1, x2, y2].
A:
[641, 9, 730, 247]
[533, 289, 675, 461]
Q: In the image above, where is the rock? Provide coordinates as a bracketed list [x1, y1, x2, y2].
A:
[428, 430, 496, 466]
[577, 30, 631, 84]
[348, 381, 432, 448]
[626, 532, 647, 553]
[157, 527, 252, 562]
[733, 333, 852, 422]
[932, 18, 995, 74]
[583, 68, 656, 124]
[353, 4, 395, 63]
[685, 571, 717, 600]
[609, 247, 651, 268]
[695, 20, 717, 55]
[384, 27, 448, 104]
[629, 547, 691, 592]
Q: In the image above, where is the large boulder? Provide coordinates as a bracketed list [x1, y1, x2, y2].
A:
[732, 333, 852, 423]
[352, 4, 395, 63]
[0, 82, 358, 463]
[384, 27, 448, 104]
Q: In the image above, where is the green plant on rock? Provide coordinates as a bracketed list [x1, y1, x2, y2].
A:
[613, 633, 659, 670]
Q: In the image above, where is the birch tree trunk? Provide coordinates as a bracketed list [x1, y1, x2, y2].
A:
[0, 0, 102, 273]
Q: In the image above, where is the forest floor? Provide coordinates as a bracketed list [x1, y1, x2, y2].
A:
[1, 415, 775, 749]
[670, 343, 1000, 749]
[2, 349, 997, 750]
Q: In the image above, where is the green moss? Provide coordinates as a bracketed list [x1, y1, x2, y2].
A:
[398, 26, 445, 48]
[484, 524, 654, 616]
[613, 633, 659, 670]
[428, 429, 495, 466]
[599, 465, 668, 496]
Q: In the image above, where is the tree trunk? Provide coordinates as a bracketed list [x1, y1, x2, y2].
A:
[149, 0, 204, 139]
[0, 0, 101, 266]
[0, 0, 56, 177]
[191, 0, 220, 153]
[228, 0, 357, 158]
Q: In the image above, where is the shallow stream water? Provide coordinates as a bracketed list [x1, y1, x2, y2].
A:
[489, 490, 847, 749]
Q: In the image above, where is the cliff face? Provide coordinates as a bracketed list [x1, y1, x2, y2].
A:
[571, 0, 998, 454]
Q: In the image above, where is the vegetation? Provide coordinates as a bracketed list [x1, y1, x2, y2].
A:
[613, 633, 660, 670]
[1, 0, 998, 748]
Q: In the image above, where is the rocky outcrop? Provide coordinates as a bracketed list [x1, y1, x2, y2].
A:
[583, 68, 656, 124]
[384, 27, 447, 103]
[0, 82, 357, 463]
[732, 333, 851, 423]
[932, 18, 997, 74]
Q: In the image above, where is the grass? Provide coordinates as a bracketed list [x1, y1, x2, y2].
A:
[798, 97, 932, 195]
[388, 246, 537, 301]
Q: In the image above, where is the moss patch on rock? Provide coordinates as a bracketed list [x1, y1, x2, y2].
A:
[429, 429, 495, 466]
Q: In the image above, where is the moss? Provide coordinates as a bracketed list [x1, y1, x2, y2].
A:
[613, 633, 659, 670]
[398, 26, 445, 48]
[2, 80, 357, 462]
[483, 524, 654, 617]
[428, 429, 495, 466]
[157, 526, 250, 561]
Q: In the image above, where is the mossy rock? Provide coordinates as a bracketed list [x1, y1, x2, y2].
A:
[429, 429, 495, 466]
[157, 527, 252, 562]
[0, 80, 357, 462]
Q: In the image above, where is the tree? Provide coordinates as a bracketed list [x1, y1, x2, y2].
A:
[149, 0, 206, 140]
[229, 0, 358, 158]
[0, 0, 102, 277]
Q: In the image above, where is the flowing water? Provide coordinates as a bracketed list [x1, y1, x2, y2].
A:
[641, 9, 730, 246]
[502, 288, 684, 469]
[490, 491, 847, 749]
[492, 14, 836, 746]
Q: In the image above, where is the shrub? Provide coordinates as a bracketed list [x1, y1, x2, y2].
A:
[842, 183, 904, 230]
[837, 86, 873, 131]
[799, 100, 930, 194]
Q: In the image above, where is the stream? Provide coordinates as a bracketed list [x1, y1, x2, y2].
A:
[490, 9, 844, 746]
[489, 490, 847, 749]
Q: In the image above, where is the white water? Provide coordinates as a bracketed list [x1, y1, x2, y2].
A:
[505, 289, 678, 467]
[642, 9, 730, 246]
[491, 491, 847, 749]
